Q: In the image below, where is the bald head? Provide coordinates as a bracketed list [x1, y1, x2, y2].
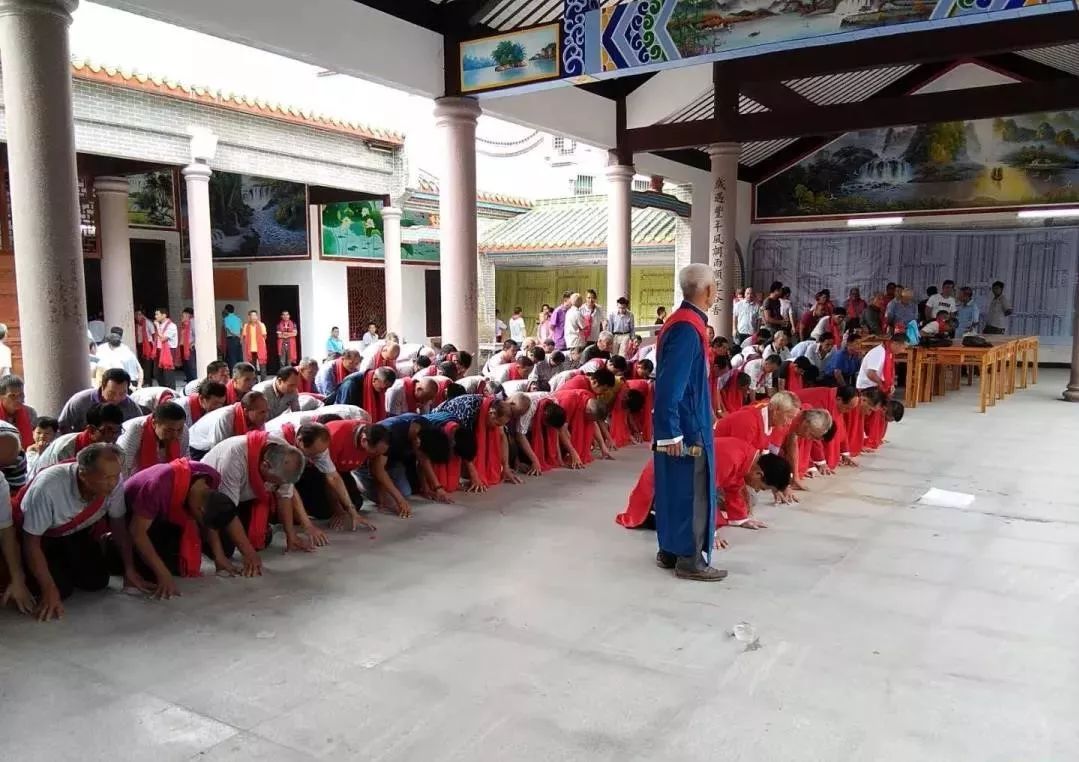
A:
[508, 392, 531, 418]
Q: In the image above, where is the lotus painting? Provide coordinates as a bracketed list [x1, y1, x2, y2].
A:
[755, 110, 1079, 219]
[461, 25, 559, 94]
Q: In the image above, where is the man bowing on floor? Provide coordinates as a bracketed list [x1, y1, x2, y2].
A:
[651, 264, 726, 582]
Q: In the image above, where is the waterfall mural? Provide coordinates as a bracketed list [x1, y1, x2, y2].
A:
[204, 172, 308, 259]
[755, 110, 1079, 220]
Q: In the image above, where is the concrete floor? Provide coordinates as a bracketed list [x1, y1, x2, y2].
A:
[2, 369, 1078, 761]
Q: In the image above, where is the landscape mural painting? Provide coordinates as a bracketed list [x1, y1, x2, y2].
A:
[461, 24, 559, 94]
[322, 201, 440, 262]
[755, 110, 1079, 220]
[568, 0, 1068, 78]
[208, 172, 307, 258]
[127, 170, 176, 228]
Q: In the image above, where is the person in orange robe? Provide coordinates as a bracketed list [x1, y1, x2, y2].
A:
[241, 310, 268, 379]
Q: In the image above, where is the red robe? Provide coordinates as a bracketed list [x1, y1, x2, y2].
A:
[526, 397, 561, 472]
[472, 396, 504, 487]
[361, 371, 388, 422]
[864, 344, 895, 450]
[433, 421, 462, 493]
[326, 420, 370, 472]
[713, 404, 772, 452]
[242, 322, 268, 364]
[552, 388, 595, 466]
[796, 387, 843, 470]
[0, 404, 33, 448]
[136, 316, 155, 360]
[624, 379, 653, 444]
[608, 385, 634, 448]
[165, 458, 202, 577]
[719, 371, 744, 416]
[560, 373, 592, 393]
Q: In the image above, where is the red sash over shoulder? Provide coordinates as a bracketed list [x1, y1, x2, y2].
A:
[73, 428, 95, 453]
[242, 322, 268, 363]
[401, 377, 417, 413]
[179, 322, 192, 361]
[362, 371, 387, 422]
[473, 396, 504, 487]
[617, 458, 655, 527]
[561, 373, 592, 393]
[528, 397, 561, 472]
[278, 422, 297, 447]
[231, 403, 249, 436]
[156, 320, 176, 370]
[326, 420, 368, 472]
[656, 305, 709, 368]
[187, 393, 205, 424]
[0, 404, 33, 448]
[333, 358, 349, 385]
[165, 458, 202, 577]
[12, 464, 107, 537]
[225, 381, 239, 405]
[245, 430, 272, 550]
[552, 388, 594, 466]
[136, 417, 180, 474]
[433, 421, 462, 493]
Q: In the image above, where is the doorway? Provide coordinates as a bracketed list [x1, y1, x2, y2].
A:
[347, 267, 385, 341]
[130, 240, 169, 316]
[425, 269, 441, 340]
[259, 284, 301, 373]
[83, 259, 103, 319]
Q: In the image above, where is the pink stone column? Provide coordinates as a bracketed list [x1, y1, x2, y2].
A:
[605, 163, 634, 307]
[95, 176, 135, 350]
[382, 206, 404, 337]
[0, 0, 87, 412]
[182, 163, 219, 369]
[707, 143, 740, 339]
[434, 97, 481, 354]
[1064, 271, 1079, 402]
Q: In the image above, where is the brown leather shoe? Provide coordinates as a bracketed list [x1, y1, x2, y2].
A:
[674, 565, 728, 582]
[655, 550, 676, 569]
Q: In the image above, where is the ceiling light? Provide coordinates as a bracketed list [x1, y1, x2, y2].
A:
[846, 216, 903, 227]
[1017, 208, 1079, 219]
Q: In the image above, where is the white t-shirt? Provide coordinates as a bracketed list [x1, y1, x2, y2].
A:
[130, 386, 177, 410]
[20, 462, 125, 536]
[116, 415, 190, 478]
[456, 375, 488, 394]
[30, 433, 81, 478]
[790, 339, 826, 370]
[0, 471, 10, 530]
[856, 344, 887, 390]
[516, 392, 549, 435]
[500, 379, 530, 395]
[200, 435, 294, 505]
[564, 307, 583, 348]
[925, 293, 957, 318]
[94, 342, 142, 382]
[742, 358, 772, 393]
[549, 370, 579, 392]
[189, 403, 246, 452]
[383, 378, 432, 416]
[509, 316, 527, 344]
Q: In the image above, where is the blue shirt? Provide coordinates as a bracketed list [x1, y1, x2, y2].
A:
[955, 301, 981, 335]
[222, 313, 242, 338]
[314, 361, 341, 397]
[326, 336, 344, 355]
[822, 348, 861, 380]
[884, 300, 917, 328]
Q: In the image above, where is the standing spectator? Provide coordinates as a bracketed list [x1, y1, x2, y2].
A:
[550, 291, 571, 350]
[580, 289, 603, 345]
[655, 306, 667, 325]
[885, 288, 918, 330]
[508, 307, 527, 344]
[152, 308, 179, 389]
[761, 282, 786, 332]
[925, 280, 957, 320]
[732, 287, 759, 344]
[862, 293, 885, 336]
[537, 304, 553, 342]
[95, 330, 143, 387]
[607, 297, 635, 356]
[882, 282, 897, 311]
[276, 310, 298, 367]
[565, 293, 585, 350]
[221, 304, 243, 370]
[779, 287, 795, 338]
[984, 281, 1013, 335]
[955, 287, 981, 336]
[361, 322, 379, 347]
[134, 308, 157, 383]
[844, 288, 867, 320]
[798, 291, 829, 339]
[494, 310, 508, 343]
[326, 326, 345, 357]
[242, 310, 268, 379]
[178, 308, 196, 384]
[0, 323, 13, 376]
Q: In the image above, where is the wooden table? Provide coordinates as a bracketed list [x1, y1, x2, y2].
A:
[904, 336, 1038, 413]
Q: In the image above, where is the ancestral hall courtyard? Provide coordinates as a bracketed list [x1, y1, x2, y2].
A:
[1, 371, 1077, 761]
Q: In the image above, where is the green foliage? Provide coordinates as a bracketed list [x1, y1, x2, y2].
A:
[129, 170, 175, 227]
[209, 172, 252, 235]
[492, 40, 525, 66]
[902, 122, 966, 166]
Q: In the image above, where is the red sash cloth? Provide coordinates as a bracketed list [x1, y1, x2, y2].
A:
[372, 350, 395, 370]
[279, 422, 297, 446]
[0, 405, 33, 448]
[245, 430, 272, 550]
[864, 344, 894, 450]
[12, 466, 106, 536]
[231, 403, 250, 436]
[165, 458, 202, 577]
[473, 396, 504, 487]
[242, 322, 268, 363]
[617, 457, 656, 527]
[656, 305, 709, 373]
[608, 386, 633, 448]
[552, 388, 594, 466]
[416, 365, 437, 378]
[433, 421, 462, 492]
[333, 359, 349, 385]
[844, 405, 866, 457]
[179, 321, 192, 361]
[433, 378, 451, 406]
[527, 398, 561, 472]
[362, 371, 388, 422]
[720, 372, 744, 415]
[506, 364, 524, 381]
[136, 418, 180, 474]
[828, 316, 842, 347]
[785, 365, 805, 394]
[74, 428, 95, 453]
[155, 321, 176, 370]
[136, 316, 155, 360]
[187, 394, 206, 424]
[225, 381, 239, 405]
[401, 377, 417, 413]
[796, 387, 842, 470]
[560, 373, 591, 393]
[326, 420, 369, 472]
[708, 349, 719, 412]
[277, 320, 296, 359]
[298, 376, 314, 394]
[625, 379, 653, 443]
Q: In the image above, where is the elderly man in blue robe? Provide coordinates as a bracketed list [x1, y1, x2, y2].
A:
[652, 264, 727, 581]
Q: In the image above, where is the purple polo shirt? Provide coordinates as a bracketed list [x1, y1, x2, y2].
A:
[123, 460, 221, 521]
[550, 305, 567, 350]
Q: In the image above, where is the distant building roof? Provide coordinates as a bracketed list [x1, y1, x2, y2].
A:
[480, 195, 677, 254]
[71, 58, 404, 146]
[412, 175, 531, 210]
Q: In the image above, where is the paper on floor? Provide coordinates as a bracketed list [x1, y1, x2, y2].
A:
[918, 487, 975, 509]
